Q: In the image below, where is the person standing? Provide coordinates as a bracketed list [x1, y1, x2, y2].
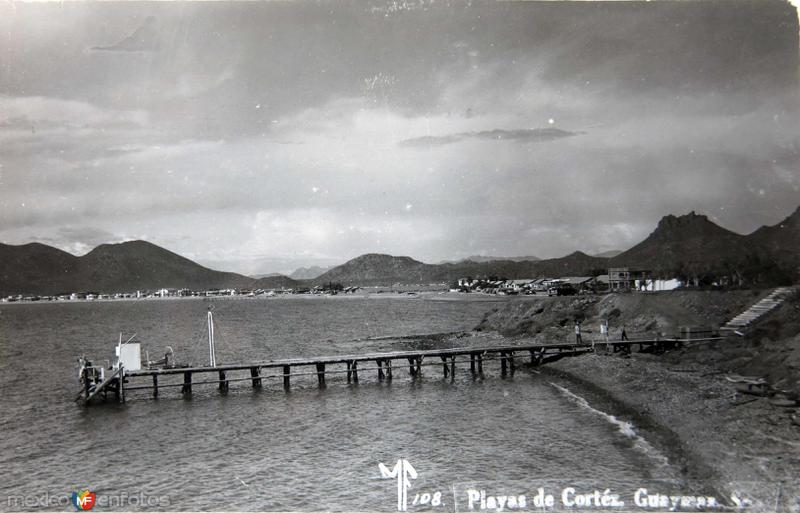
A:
[600, 319, 609, 353]
[575, 321, 582, 344]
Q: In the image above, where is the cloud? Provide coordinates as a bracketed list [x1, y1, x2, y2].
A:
[398, 127, 581, 147]
[91, 16, 159, 52]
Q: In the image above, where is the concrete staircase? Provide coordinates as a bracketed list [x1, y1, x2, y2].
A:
[721, 287, 795, 332]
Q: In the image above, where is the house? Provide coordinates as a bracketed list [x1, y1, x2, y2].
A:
[609, 267, 653, 292]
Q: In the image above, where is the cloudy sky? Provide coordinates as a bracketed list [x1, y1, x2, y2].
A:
[1, 0, 798, 275]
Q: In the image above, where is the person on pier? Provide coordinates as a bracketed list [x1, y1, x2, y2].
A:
[574, 321, 582, 344]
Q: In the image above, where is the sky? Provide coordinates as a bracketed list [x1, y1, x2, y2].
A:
[1, 0, 799, 275]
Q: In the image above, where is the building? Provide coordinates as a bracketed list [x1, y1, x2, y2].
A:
[608, 267, 653, 292]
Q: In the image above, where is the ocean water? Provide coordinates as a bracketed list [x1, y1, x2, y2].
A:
[0, 297, 681, 511]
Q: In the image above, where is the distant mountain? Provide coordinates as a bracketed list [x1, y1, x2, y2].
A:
[312, 254, 428, 285]
[441, 255, 541, 264]
[592, 250, 623, 258]
[311, 251, 608, 286]
[251, 272, 283, 279]
[3, 204, 797, 294]
[289, 265, 332, 280]
[0, 242, 82, 295]
[0, 240, 253, 295]
[253, 274, 300, 290]
[611, 211, 753, 273]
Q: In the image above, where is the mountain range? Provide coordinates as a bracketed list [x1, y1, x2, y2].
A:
[1, 205, 797, 295]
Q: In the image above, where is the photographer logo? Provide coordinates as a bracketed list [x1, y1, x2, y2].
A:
[71, 490, 96, 511]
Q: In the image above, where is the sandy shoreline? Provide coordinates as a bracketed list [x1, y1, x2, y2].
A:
[540, 349, 800, 508]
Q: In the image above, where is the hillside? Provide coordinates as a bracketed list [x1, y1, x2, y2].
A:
[253, 274, 300, 290]
[611, 211, 753, 274]
[0, 243, 82, 295]
[0, 240, 254, 295]
[312, 254, 429, 285]
[289, 265, 331, 280]
[748, 205, 800, 267]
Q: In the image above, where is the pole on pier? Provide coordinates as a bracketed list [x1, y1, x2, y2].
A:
[377, 360, 384, 381]
[450, 356, 456, 382]
[385, 359, 392, 381]
[250, 367, 262, 389]
[441, 356, 449, 378]
[316, 363, 326, 387]
[207, 309, 217, 367]
[352, 361, 359, 383]
[283, 365, 291, 391]
[152, 374, 159, 398]
[182, 371, 192, 396]
[500, 352, 508, 377]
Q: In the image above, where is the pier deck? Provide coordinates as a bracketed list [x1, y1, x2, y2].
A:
[75, 335, 724, 404]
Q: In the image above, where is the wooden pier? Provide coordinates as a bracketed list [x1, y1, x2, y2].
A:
[78, 335, 725, 405]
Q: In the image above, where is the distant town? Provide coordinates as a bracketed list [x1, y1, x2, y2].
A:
[1, 267, 686, 303]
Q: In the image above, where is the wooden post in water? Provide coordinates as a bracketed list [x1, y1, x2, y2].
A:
[182, 371, 192, 396]
[408, 357, 417, 377]
[450, 356, 456, 382]
[83, 368, 91, 401]
[385, 359, 392, 381]
[152, 374, 159, 398]
[509, 351, 515, 375]
[416, 356, 423, 377]
[352, 361, 359, 383]
[477, 353, 483, 375]
[500, 352, 508, 377]
[470, 353, 476, 374]
[346, 361, 352, 383]
[441, 356, 449, 378]
[283, 365, 291, 391]
[219, 370, 228, 393]
[316, 363, 326, 387]
[250, 367, 262, 389]
[377, 360, 384, 381]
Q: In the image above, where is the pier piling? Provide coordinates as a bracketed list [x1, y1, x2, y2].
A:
[152, 374, 159, 398]
[385, 359, 392, 381]
[283, 365, 291, 391]
[316, 363, 326, 387]
[182, 371, 192, 396]
[377, 360, 384, 381]
[352, 361, 359, 383]
[218, 370, 228, 393]
[250, 367, 262, 389]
